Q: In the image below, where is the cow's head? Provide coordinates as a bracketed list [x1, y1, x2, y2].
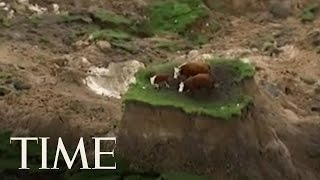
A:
[173, 67, 180, 79]
[150, 75, 157, 85]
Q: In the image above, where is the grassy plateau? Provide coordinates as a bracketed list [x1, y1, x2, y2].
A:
[124, 58, 255, 120]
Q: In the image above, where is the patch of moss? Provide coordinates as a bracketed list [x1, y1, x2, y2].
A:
[93, 10, 132, 26]
[209, 58, 255, 81]
[0, 14, 10, 27]
[90, 29, 131, 41]
[29, 14, 43, 27]
[0, 72, 11, 80]
[203, 0, 227, 12]
[57, 13, 92, 23]
[39, 37, 51, 44]
[147, 0, 208, 34]
[125, 58, 254, 120]
[111, 41, 140, 54]
[147, 61, 180, 73]
[186, 33, 209, 46]
[301, 10, 315, 22]
[153, 39, 192, 51]
[300, 3, 319, 22]
[316, 46, 320, 54]
[0, 11, 10, 27]
[262, 41, 275, 51]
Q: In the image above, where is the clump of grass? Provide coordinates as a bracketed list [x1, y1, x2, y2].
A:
[147, 61, 180, 73]
[186, 33, 209, 46]
[58, 13, 88, 23]
[208, 58, 255, 81]
[125, 58, 255, 120]
[29, 14, 43, 27]
[316, 46, 320, 54]
[300, 3, 319, 22]
[111, 41, 139, 54]
[153, 39, 192, 51]
[90, 29, 131, 41]
[0, 12, 10, 27]
[39, 37, 51, 44]
[0, 72, 11, 80]
[146, 0, 208, 34]
[93, 9, 132, 26]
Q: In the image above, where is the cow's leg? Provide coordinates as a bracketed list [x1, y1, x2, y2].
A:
[206, 87, 211, 96]
[188, 89, 194, 96]
[154, 84, 160, 90]
[165, 82, 170, 88]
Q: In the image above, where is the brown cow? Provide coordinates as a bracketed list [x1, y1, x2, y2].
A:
[173, 62, 211, 79]
[178, 73, 215, 93]
[150, 74, 171, 89]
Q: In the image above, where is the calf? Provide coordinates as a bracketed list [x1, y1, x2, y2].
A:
[150, 74, 171, 89]
[173, 62, 211, 79]
[178, 73, 215, 93]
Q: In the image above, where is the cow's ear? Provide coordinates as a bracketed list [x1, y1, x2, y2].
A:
[149, 71, 155, 77]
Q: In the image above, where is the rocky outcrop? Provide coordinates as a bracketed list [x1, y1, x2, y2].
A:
[83, 60, 145, 99]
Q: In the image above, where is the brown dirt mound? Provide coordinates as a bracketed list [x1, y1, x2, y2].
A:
[117, 79, 319, 180]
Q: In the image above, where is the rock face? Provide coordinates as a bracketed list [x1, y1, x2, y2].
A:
[117, 80, 316, 180]
[118, 101, 258, 177]
[83, 60, 145, 99]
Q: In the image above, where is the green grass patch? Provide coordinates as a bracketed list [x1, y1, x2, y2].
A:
[146, 0, 208, 34]
[300, 3, 319, 22]
[0, 12, 10, 27]
[90, 29, 131, 41]
[111, 41, 140, 54]
[29, 14, 43, 27]
[125, 58, 254, 120]
[316, 46, 320, 54]
[153, 39, 192, 51]
[57, 13, 90, 23]
[0, 72, 11, 80]
[93, 9, 132, 26]
[59, 14, 83, 22]
[91, 9, 150, 38]
[209, 58, 255, 81]
[186, 33, 210, 46]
